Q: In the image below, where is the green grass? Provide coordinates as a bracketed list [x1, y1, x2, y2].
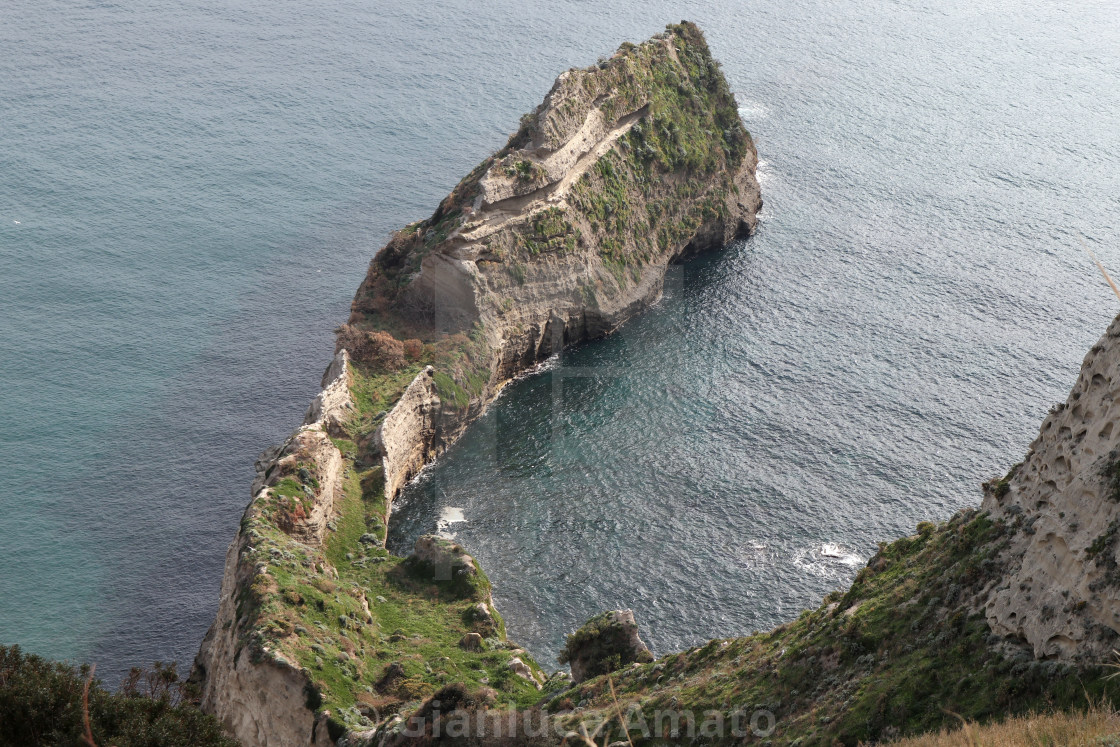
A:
[231, 352, 545, 737]
[248, 459, 545, 736]
[349, 364, 423, 426]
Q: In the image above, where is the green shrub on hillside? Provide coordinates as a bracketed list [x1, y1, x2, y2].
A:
[0, 645, 237, 746]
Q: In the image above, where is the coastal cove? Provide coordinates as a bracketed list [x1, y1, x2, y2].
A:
[2, 0, 1118, 718]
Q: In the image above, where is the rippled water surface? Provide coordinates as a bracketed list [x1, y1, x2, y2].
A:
[1, 0, 1118, 682]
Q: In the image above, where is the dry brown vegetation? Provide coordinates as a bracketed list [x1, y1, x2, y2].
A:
[890, 702, 1120, 746]
[335, 324, 407, 372]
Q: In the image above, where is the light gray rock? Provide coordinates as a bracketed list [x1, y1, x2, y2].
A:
[983, 313, 1120, 660]
[374, 366, 441, 507]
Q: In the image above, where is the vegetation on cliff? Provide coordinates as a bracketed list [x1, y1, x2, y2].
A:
[546, 510, 1120, 744]
[0, 646, 236, 747]
[222, 377, 545, 738]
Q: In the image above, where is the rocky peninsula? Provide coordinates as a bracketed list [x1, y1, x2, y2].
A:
[190, 19, 1120, 747]
[190, 22, 761, 746]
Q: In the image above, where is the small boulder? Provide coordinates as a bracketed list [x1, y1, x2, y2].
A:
[459, 632, 483, 652]
[559, 609, 654, 684]
[507, 656, 540, 688]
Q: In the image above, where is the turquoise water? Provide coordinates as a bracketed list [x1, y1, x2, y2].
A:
[1, 0, 1118, 685]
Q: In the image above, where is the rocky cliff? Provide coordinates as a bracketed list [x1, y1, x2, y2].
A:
[981, 315, 1120, 661]
[191, 350, 353, 747]
[345, 19, 760, 511]
[192, 21, 760, 747]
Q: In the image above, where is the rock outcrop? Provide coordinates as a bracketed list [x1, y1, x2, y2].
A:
[374, 367, 440, 505]
[408, 535, 478, 581]
[349, 20, 761, 508]
[982, 314, 1120, 660]
[559, 609, 653, 684]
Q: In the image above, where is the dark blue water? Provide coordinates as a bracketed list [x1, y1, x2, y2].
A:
[2, 0, 1118, 685]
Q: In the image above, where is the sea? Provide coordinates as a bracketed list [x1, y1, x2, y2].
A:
[1, 0, 1118, 685]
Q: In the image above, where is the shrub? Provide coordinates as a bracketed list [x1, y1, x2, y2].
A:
[336, 325, 406, 372]
[0, 645, 238, 746]
[402, 338, 423, 361]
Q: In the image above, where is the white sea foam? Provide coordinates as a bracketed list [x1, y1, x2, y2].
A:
[820, 543, 864, 567]
[437, 506, 466, 538]
[737, 100, 771, 121]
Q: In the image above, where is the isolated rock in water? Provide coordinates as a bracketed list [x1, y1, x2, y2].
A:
[559, 609, 654, 683]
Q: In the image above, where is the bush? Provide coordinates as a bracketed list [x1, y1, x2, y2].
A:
[336, 325, 406, 372]
[0, 645, 238, 746]
[402, 338, 423, 361]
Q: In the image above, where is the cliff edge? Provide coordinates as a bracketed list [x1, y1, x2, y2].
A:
[982, 314, 1120, 660]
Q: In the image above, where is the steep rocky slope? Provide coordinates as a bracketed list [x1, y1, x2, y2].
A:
[191, 22, 761, 747]
[981, 314, 1120, 661]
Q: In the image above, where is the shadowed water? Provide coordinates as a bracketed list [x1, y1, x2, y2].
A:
[1, 0, 1118, 684]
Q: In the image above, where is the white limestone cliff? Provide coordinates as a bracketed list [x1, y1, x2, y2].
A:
[983, 314, 1120, 660]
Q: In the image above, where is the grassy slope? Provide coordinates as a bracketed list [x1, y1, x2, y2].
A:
[894, 706, 1120, 747]
[551, 510, 1120, 745]
[235, 364, 545, 737]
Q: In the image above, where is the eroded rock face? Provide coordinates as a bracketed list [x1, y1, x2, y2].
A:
[375, 366, 441, 508]
[191, 351, 353, 746]
[348, 22, 762, 510]
[559, 609, 653, 683]
[191, 533, 334, 747]
[983, 313, 1120, 660]
[303, 349, 353, 437]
